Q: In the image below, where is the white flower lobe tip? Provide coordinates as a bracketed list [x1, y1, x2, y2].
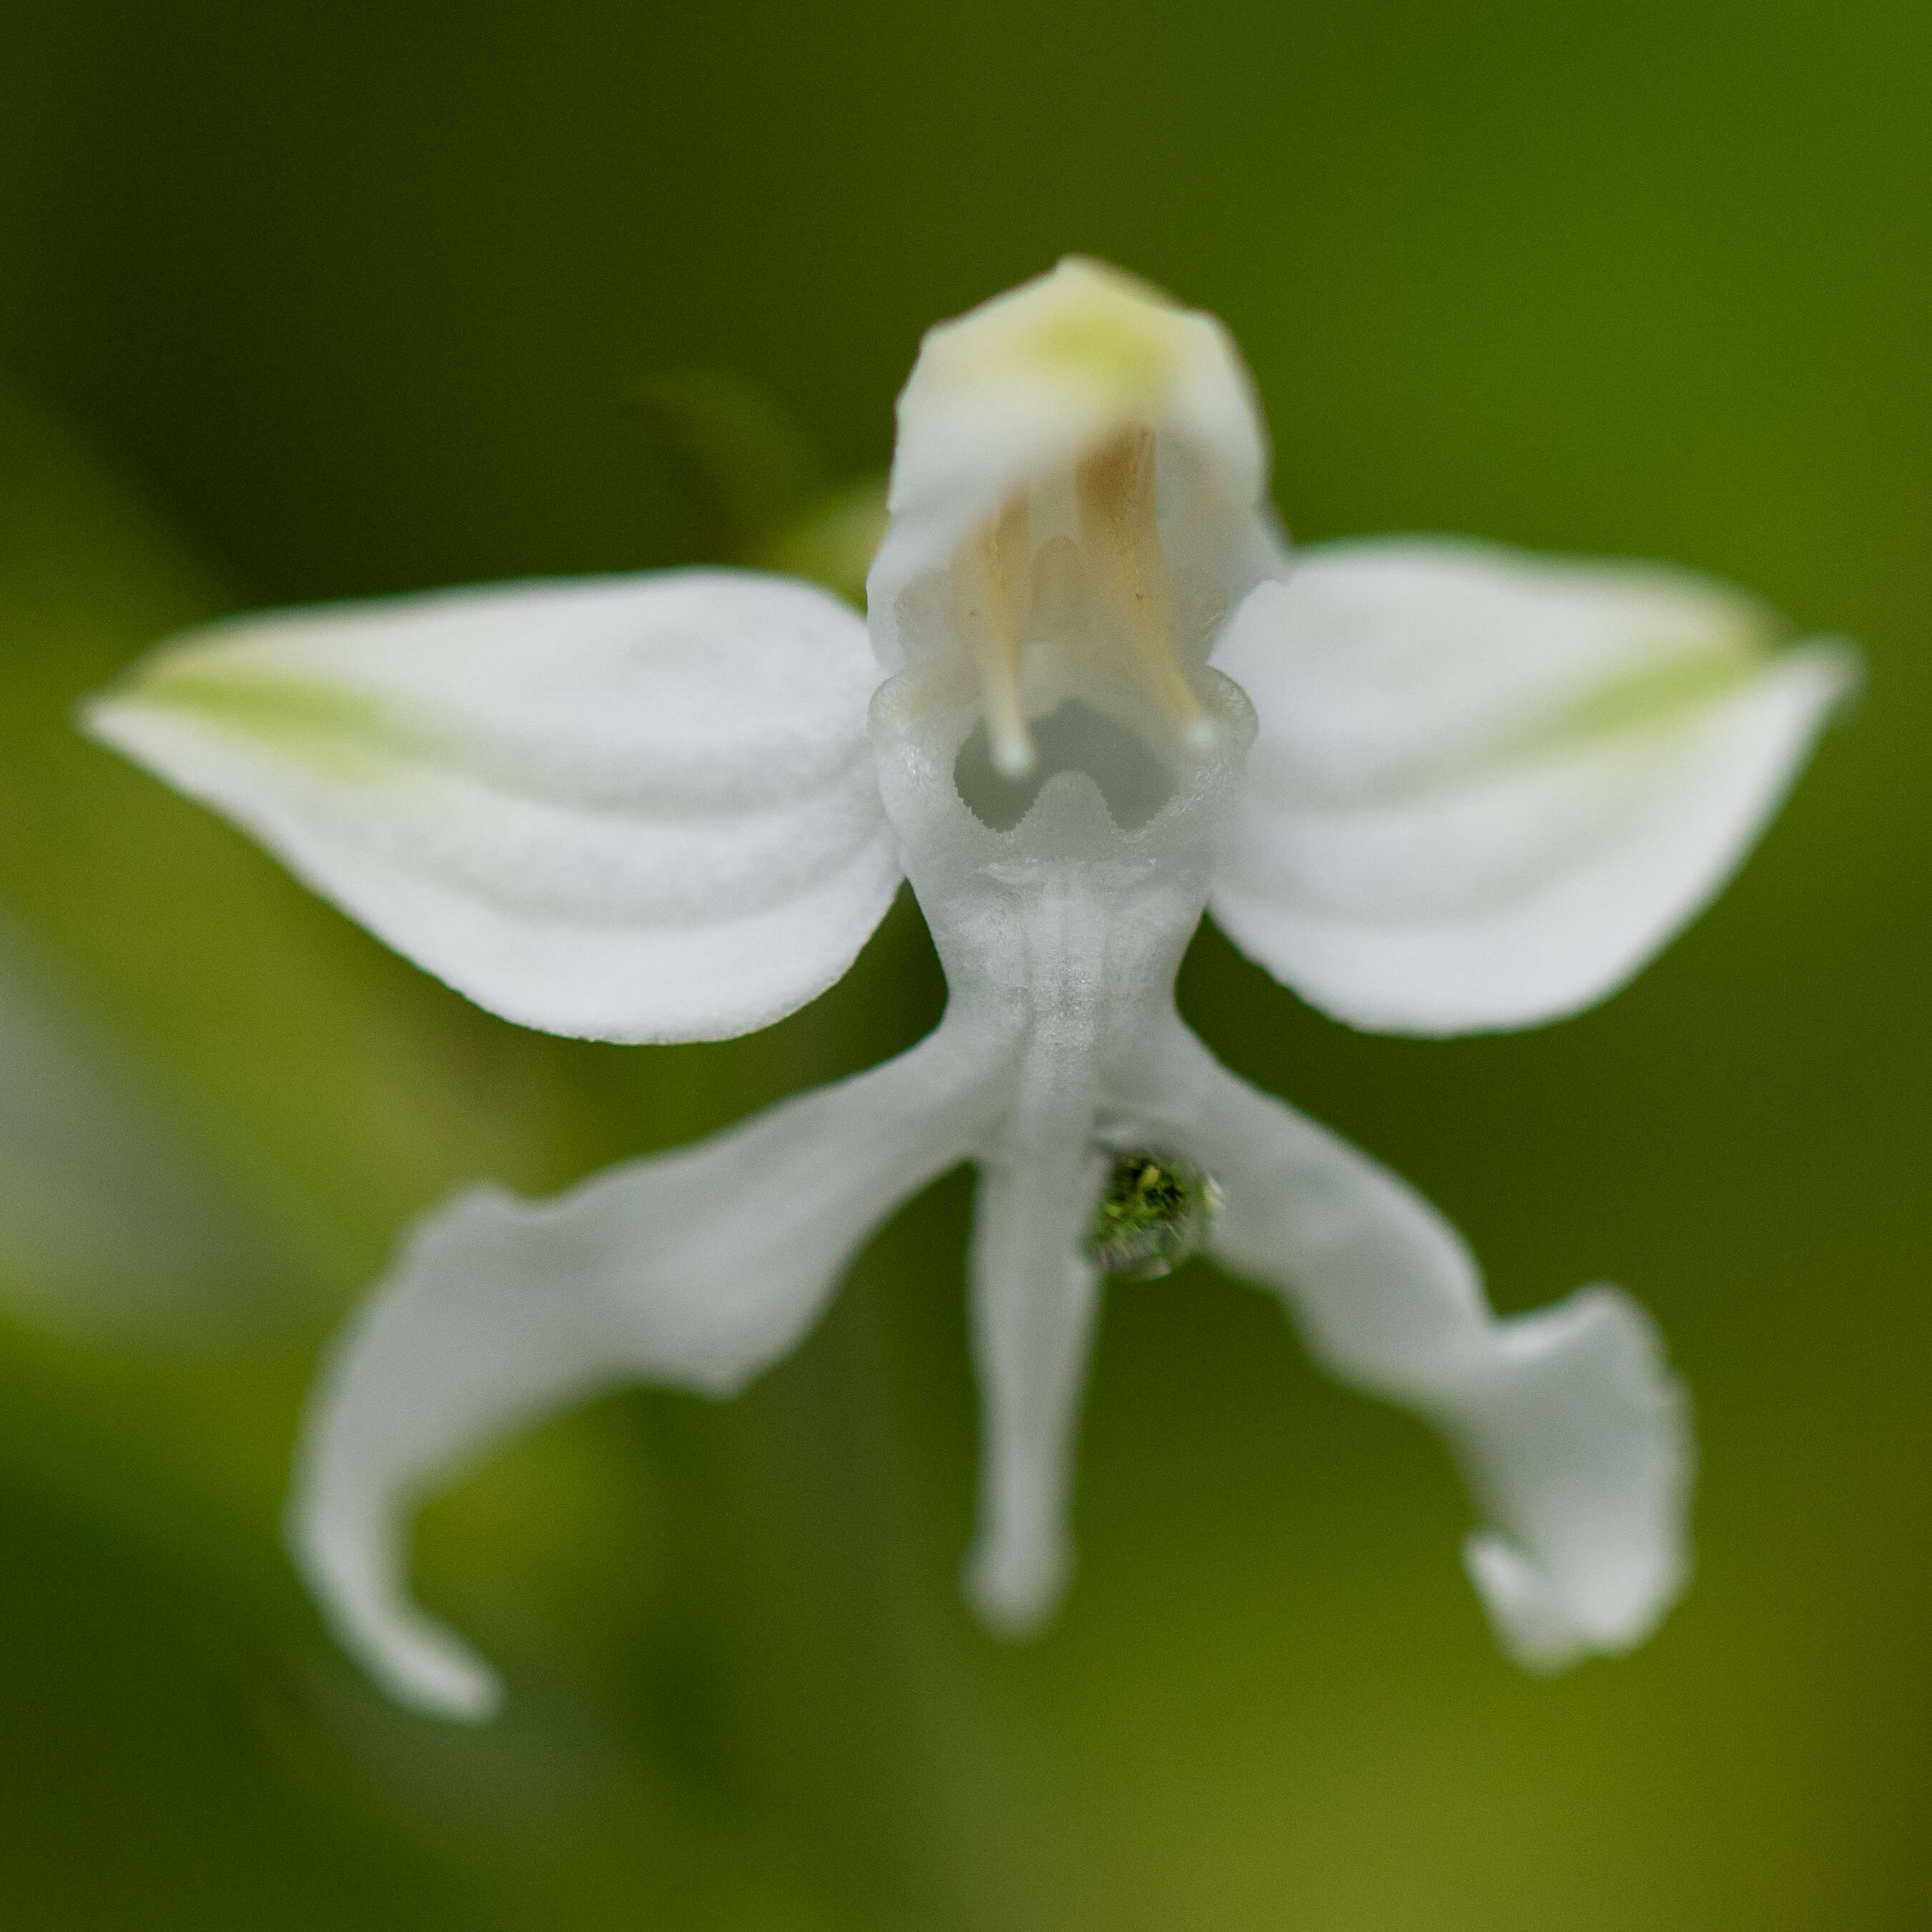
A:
[1462, 1533, 1596, 1672]
[890, 258, 1261, 517]
[972, 265, 1184, 406]
[963, 1153, 1104, 1636]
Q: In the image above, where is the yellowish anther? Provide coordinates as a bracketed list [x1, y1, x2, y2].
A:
[1074, 424, 1214, 748]
[950, 492, 1037, 777]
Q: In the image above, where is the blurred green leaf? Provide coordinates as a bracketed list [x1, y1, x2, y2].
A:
[0, 909, 303, 1340]
[761, 477, 889, 608]
[620, 367, 822, 563]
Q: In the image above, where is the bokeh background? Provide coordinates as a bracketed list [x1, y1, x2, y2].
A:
[1, 1, 1926, 1925]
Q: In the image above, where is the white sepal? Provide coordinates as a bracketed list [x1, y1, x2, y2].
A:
[1211, 539, 1857, 1034]
[1158, 1028, 1689, 1665]
[290, 1026, 1002, 1719]
[85, 571, 902, 1043]
[869, 258, 1287, 679]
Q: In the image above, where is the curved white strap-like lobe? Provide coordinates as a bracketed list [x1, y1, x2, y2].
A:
[963, 1146, 1104, 1635]
[1211, 540, 1857, 1034]
[85, 571, 902, 1043]
[292, 1025, 997, 1720]
[1158, 1028, 1688, 1667]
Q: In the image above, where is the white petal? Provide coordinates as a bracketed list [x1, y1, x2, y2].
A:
[85, 570, 902, 1043]
[1157, 1028, 1689, 1664]
[962, 1144, 1104, 1634]
[1211, 539, 1857, 1034]
[292, 1025, 1001, 1719]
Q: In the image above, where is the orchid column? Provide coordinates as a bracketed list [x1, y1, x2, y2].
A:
[87, 258, 1854, 1719]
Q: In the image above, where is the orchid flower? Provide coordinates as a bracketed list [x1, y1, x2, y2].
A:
[86, 260, 1853, 1720]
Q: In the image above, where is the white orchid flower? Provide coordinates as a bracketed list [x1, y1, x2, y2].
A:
[85, 259, 1854, 1720]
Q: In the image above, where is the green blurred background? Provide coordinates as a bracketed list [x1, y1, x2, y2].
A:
[0, 1, 1926, 1924]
